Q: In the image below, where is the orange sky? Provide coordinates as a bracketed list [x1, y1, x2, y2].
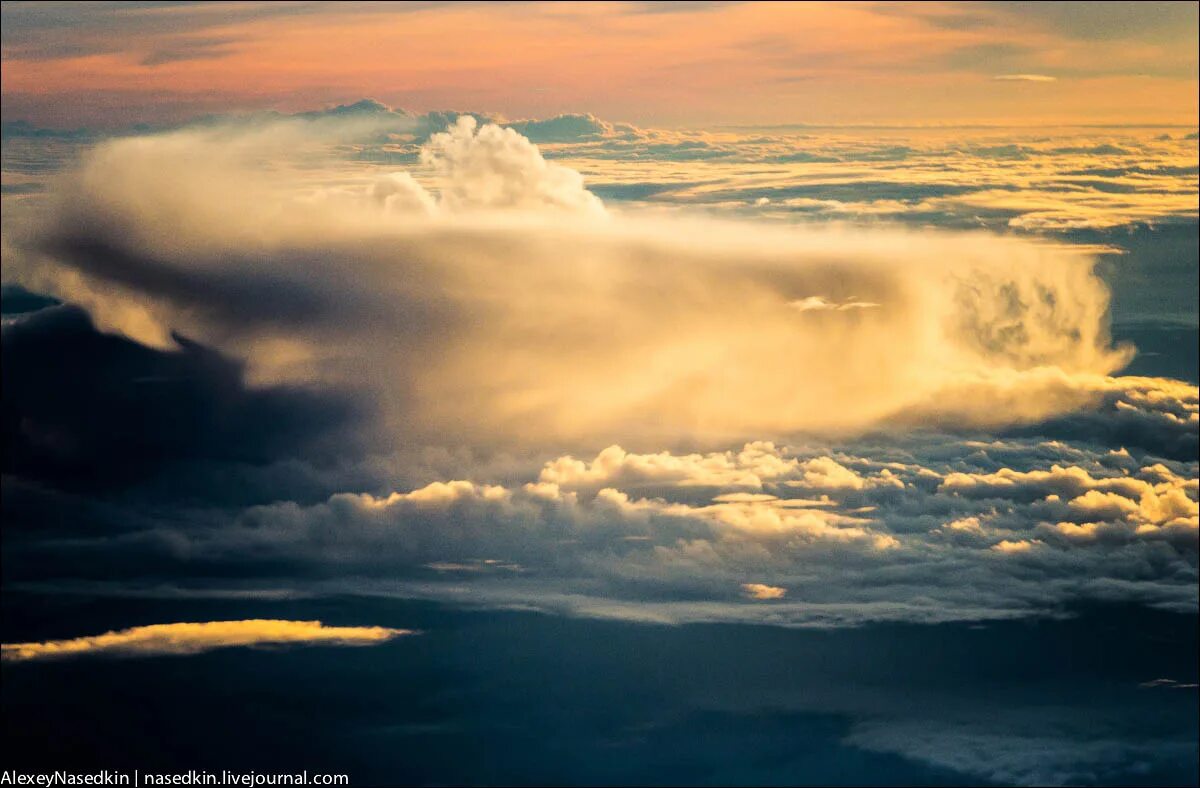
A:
[2, 1, 1197, 128]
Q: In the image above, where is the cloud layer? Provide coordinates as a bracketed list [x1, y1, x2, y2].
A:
[5, 430, 1190, 628]
[1, 113, 1195, 630]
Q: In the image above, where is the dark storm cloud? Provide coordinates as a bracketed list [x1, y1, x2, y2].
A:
[1, 295, 360, 491]
[41, 238, 342, 330]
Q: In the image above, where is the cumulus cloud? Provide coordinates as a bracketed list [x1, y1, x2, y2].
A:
[535, 442, 889, 493]
[369, 171, 437, 215]
[420, 116, 605, 215]
[1, 620, 411, 662]
[943, 457, 1198, 551]
[43, 435, 1183, 628]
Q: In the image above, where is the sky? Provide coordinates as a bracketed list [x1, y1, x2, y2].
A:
[1, 1, 1198, 127]
[1, 2, 1198, 787]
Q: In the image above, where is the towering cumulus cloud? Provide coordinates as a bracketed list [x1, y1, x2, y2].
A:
[7, 117, 1136, 447]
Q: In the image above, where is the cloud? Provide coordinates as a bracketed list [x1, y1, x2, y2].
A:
[1140, 678, 1200, 689]
[789, 296, 879, 313]
[5, 118, 1152, 448]
[420, 116, 605, 215]
[297, 98, 410, 122]
[1007, 377, 1199, 461]
[2, 116, 1195, 630]
[742, 583, 786, 600]
[1, 301, 358, 491]
[846, 718, 1198, 787]
[8, 104, 1195, 235]
[1, 620, 411, 662]
[991, 538, 1041, 553]
[506, 113, 642, 143]
[24, 433, 1182, 628]
[535, 443, 889, 492]
[943, 457, 1199, 551]
[994, 74, 1058, 82]
[490, 124, 1196, 235]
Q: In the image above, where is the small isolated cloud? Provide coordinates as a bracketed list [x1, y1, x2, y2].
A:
[2, 620, 412, 662]
[1139, 678, 1200, 689]
[742, 583, 787, 600]
[994, 74, 1058, 82]
[789, 296, 880, 313]
[991, 539, 1042, 554]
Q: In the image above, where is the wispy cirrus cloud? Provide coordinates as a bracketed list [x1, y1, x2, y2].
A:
[994, 73, 1058, 82]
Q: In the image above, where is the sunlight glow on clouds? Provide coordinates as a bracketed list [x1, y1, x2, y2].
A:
[0, 1, 1195, 126]
[422, 116, 605, 215]
[994, 74, 1058, 82]
[64, 434, 1189, 628]
[6, 117, 1144, 445]
[742, 583, 787, 600]
[0, 109, 1195, 631]
[0, 6, 1196, 785]
[1, 620, 412, 662]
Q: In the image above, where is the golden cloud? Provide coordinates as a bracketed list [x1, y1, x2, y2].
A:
[2, 620, 412, 663]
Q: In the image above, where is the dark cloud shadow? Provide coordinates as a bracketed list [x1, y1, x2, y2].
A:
[2, 291, 361, 492]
